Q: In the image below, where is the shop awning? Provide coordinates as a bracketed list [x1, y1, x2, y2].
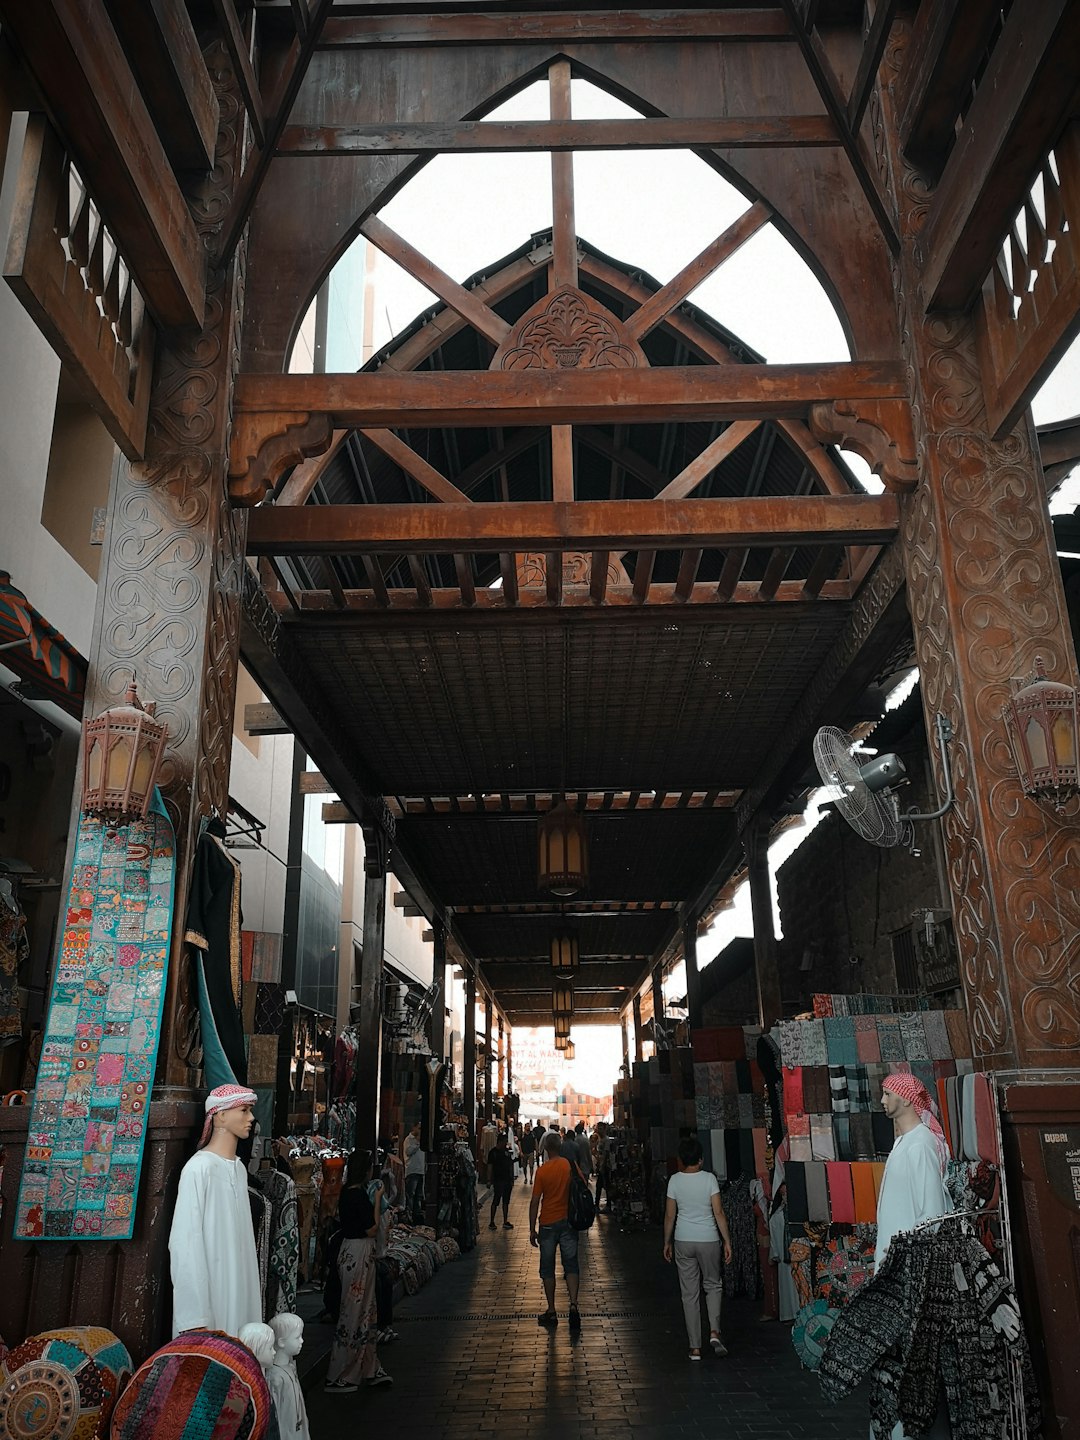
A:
[0, 572, 87, 718]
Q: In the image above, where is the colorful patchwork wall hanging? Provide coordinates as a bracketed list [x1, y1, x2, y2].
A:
[13, 793, 174, 1240]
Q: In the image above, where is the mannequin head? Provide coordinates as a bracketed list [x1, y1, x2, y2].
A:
[269, 1313, 304, 1366]
[198, 1084, 258, 1156]
[238, 1322, 276, 1375]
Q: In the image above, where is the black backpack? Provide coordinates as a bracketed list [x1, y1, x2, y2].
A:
[567, 1163, 596, 1231]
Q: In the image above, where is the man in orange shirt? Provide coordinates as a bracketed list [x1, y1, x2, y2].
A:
[529, 1132, 582, 1330]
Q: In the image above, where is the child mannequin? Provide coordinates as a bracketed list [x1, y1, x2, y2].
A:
[268, 1313, 311, 1440]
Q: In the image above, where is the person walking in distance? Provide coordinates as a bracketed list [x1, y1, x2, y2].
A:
[403, 1122, 426, 1225]
[487, 1132, 515, 1229]
[519, 1121, 537, 1184]
[529, 1131, 582, 1331]
[663, 1136, 734, 1361]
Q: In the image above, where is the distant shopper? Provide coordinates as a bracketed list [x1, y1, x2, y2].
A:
[520, 1123, 537, 1184]
[594, 1124, 612, 1212]
[325, 1150, 392, 1392]
[529, 1132, 582, 1331]
[574, 1122, 592, 1179]
[487, 1132, 516, 1229]
[663, 1136, 733, 1361]
[404, 1122, 426, 1224]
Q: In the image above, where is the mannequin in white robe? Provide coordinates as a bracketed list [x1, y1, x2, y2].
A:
[169, 1087, 263, 1338]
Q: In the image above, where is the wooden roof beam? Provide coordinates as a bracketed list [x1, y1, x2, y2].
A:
[264, 576, 852, 613]
[278, 116, 842, 157]
[359, 427, 470, 503]
[917, 0, 1080, 312]
[276, 428, 350, 504]
[894, 0, 1004, 172]
[234, 361, 906, 433]
[2, 0, 206, 328]
[108, 0, 219, 171]
[625, 202, 772, 342]
[247, 494, 899, 556]
[313, 10, 795, 47]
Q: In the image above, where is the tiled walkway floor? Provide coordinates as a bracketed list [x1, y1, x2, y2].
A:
[303, 1182, 868, 1439]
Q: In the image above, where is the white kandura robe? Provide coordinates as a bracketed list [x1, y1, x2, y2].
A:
[169, 1150, 263, 1338]
[873, 1123, 953, 1440]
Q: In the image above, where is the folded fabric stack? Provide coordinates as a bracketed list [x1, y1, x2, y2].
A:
[690, 1026, 768, 1183]
[812, 992, 931, 1017]
[384, 1222, 453, 1296]
[770, 1005, 992, 1304]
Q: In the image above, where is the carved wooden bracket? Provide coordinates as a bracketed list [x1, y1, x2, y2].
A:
[491, 285, 648, 371]
[228, 410, 334, 506]
[808, 398, 920, 493]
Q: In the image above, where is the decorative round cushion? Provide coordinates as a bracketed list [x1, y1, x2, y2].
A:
[108, 1331, 271, 1440]
[0, 1325, 132, 1440]
[791, 1298, 839, 1372]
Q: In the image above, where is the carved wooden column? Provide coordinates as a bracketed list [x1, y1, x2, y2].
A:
[463, 973, 476, 1143]
[506, 1026, 512, 1093]
[621, 1012, 630, 1068]
[497, 1014, 505, 1096]
[428, 923, 447, 1061]
[745, 817, 782, 1029]
[354, 826, 388, 1153]
[879, 29, 1080, 1069]
[683, 913, 703, 1030]
[632, 993, 644, 1063]
[483, 993, 494, 1124]
[83, 43, 248, 1092]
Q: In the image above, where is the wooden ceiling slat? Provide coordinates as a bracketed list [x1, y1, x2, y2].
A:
[716, 547, 750, 601]
[674, 548, 702, 603]
[590, 550, 610, 604]
[454, 553, 476, 607]
[499, 553, 519, 606]
[802, 543, 843, 599]
[316, 10, 796, 47]
[758, 547, 792, 600]
[633, 551, 656, 604]
[361, 554, 389, 607]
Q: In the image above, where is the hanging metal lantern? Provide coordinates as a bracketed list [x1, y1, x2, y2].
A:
[563, 1040, 576, 1061]
[550, 931, 579, 973]
[554, 1031, 570, 1051]
[538, 800, 589, 896]
[82, 676, 168, 821]
[1002, 656, 1080, 810]
[554, 1012, 571, 1040]
[552, 978, 574, 1021]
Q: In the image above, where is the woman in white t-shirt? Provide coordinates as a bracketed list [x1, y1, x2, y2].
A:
[663, 1136, 734, 1361]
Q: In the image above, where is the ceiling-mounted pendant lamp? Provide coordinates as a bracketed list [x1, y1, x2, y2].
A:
[552, 978, 574, 1021]
[563, 1040, 576, 1061]
[554, 1013, 572, 1040]
[538, 800, 589, 896]
[554, 1031, 570, 1051]
[551, 932, 579, 973]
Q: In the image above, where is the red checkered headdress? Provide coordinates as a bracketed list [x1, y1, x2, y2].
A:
[198, 1084, 257, 1148]
[882, 1072, 948, 1170]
